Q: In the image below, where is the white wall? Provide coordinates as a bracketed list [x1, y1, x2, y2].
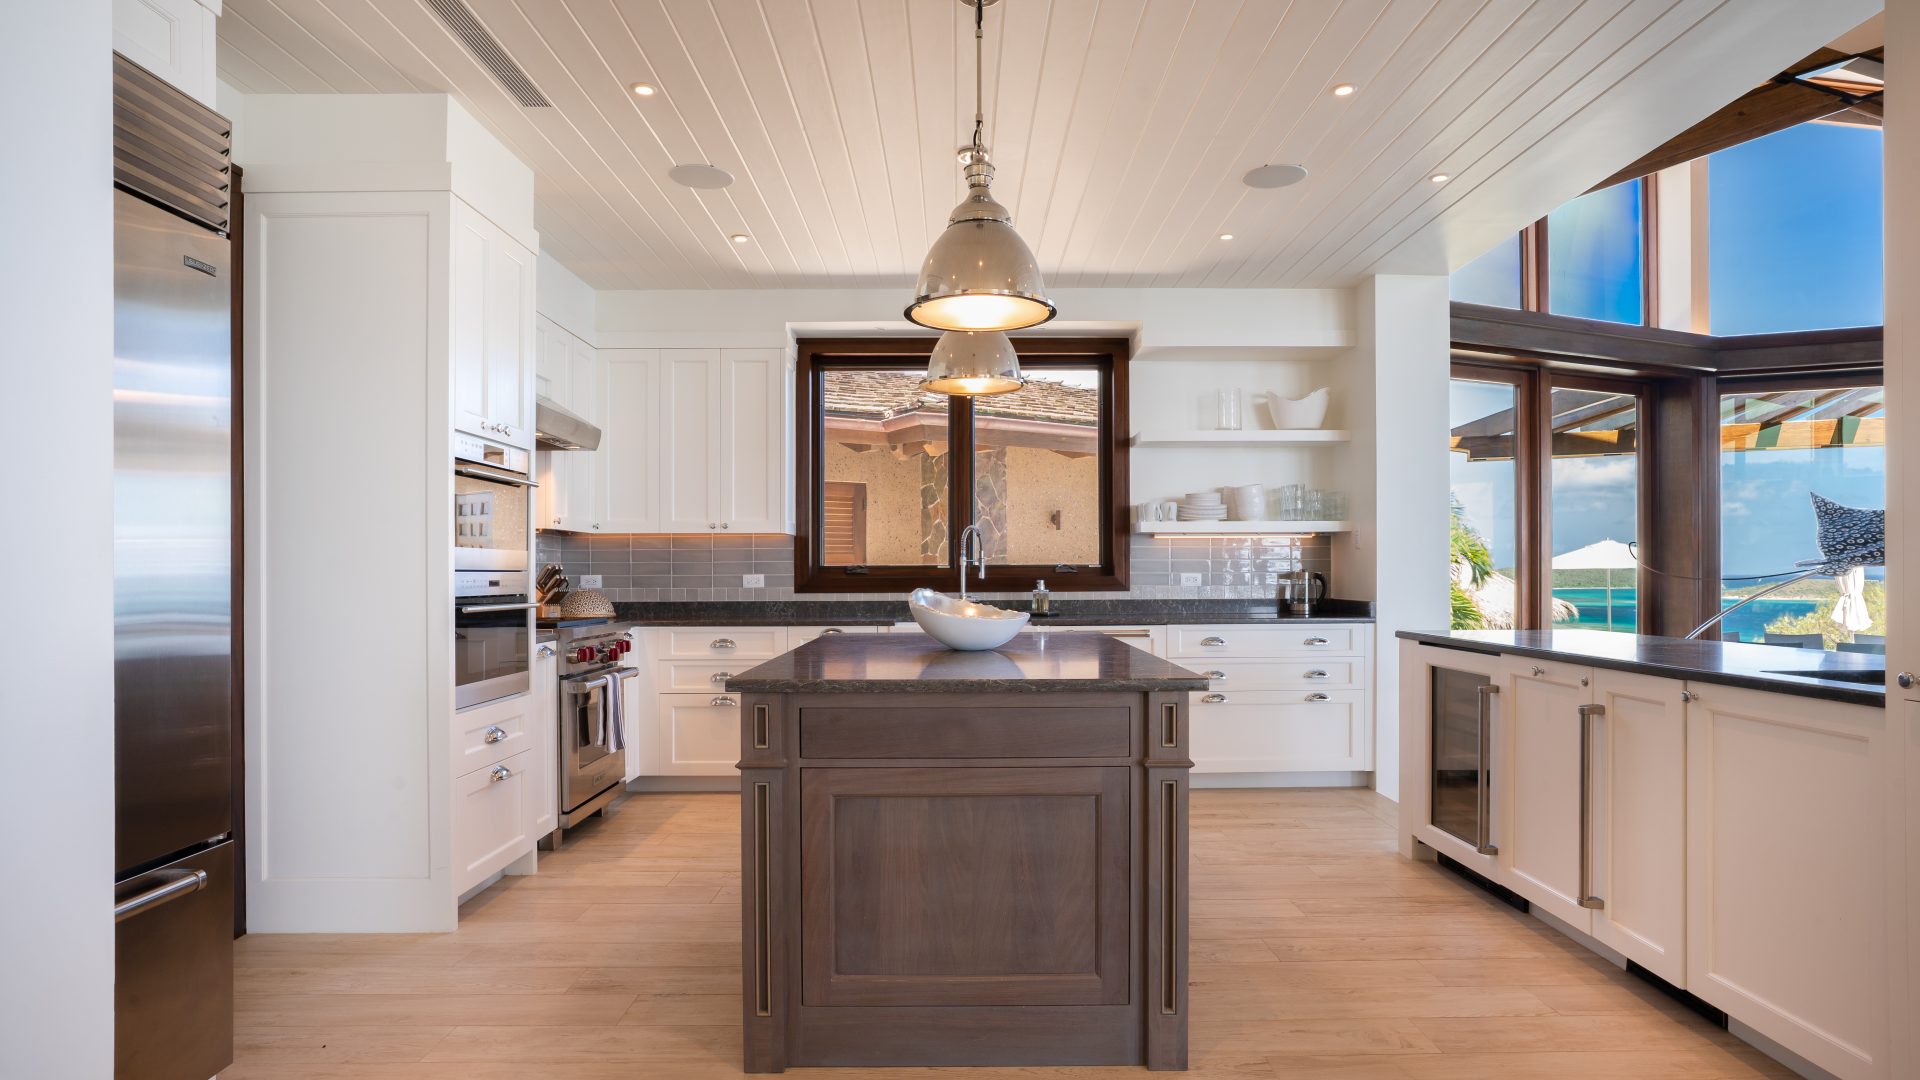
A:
[1882, 1, 1919, 1070]
[1343, 276, 1451, 802]
[0, 2, 117, 1075]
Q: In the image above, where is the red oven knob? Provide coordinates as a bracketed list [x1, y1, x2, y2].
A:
[573, 647, 594, 663]
[616, 639, 632, 655]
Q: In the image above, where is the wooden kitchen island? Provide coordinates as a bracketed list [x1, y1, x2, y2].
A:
[726, 632, 1206, 1072]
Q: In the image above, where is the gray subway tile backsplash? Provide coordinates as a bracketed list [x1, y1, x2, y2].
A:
[535, 531, 1334, 605]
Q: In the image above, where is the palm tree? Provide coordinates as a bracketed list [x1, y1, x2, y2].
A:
[1450, 497, 1493, 630]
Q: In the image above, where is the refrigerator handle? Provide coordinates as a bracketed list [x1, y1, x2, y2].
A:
[114, 869, 209, 923]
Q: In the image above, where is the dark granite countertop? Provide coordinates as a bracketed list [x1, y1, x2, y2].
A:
[1396, 629, 1886, 707]
[725, 631, 1211, 694]
[613, 598, 1373, 627]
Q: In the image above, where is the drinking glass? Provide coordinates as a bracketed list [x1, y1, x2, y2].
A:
[1280, 484, 1303, 521]
[1305, 489, 1325, 519]
[1216, 389, 1243, 431]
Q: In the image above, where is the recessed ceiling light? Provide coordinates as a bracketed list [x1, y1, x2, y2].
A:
[1218, 232, 1235, 241]
[629, 81, 657, 97]
[1430, 173, 1451, 183]
[1242, 163, 1309, 189]
[729, 233, 751, 244]
[668, 164, 734, 190]
[1331, 83, 1357, 97]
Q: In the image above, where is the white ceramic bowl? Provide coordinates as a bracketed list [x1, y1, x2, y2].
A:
[907, 588, 1030, 651]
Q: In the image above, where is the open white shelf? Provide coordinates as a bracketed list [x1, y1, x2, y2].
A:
[1134, 519, 1352, 535]
[1130, 429, 1350, 448]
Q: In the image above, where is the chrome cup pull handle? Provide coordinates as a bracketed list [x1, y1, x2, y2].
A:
[1304, 669, 1329, 679]
[711, 671, 733, 682]
[821, 628, 844, 635]
[1200, 636, 1227, 647]
[1305, 692, 1330, 702]
[489, 765, 512, 783]
[711, 695, 738, 707]
[711, 638, 737, 649]
[1304, 636, 1330, 646]
[1204, 671, 1227, 680]
[1200, 693, 1227, 703]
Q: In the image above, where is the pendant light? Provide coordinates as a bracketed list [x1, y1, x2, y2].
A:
[906, 0, 1055, 337]
[921, 329, 1025, 396]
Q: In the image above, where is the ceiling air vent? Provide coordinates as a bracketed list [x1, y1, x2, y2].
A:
[422, 0, 551, 107]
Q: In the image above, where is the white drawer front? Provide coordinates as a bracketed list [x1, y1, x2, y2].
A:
[1040, 626, 1163, 655]
[1169, 624, 1360, 658]
[1189, 690, 1367, 773]
[654, 692, 744, 777]
[1187, 657, 1363, 691]
[788, 625, 885, 646]
[658, 660, 752, 693]
[452, 694, 535, 776]
[454, 748, 533, 896]
[659, 627, 787, 659]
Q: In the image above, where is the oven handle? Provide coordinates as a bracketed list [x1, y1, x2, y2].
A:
[459, 602, 537, 615]
[455, 464, 537, 488]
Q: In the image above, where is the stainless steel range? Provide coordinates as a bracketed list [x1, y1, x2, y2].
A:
[555, 626, 636, 833]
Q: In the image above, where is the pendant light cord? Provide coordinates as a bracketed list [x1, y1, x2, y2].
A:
[971, 0, 985, 155]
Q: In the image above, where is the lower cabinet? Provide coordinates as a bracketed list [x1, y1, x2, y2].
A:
[1588, 668, 1686, 985]
[1685, 683, 1890, 1079]
[453, 747, 533, 896]
[530, 644, 558, 838]
[655, 693, 744, 776]
[1503, 660, 1599, 931]
[1189, 690, 1367, 773]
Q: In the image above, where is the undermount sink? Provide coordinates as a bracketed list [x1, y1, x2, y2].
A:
[1763, 668, 1885, 685]
[907, 588, 1030, 651]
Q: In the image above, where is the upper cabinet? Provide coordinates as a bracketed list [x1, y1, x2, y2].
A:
[451, 202, 535, 449]
[600, 349, 661, 533]
[114, 0, 219, 109]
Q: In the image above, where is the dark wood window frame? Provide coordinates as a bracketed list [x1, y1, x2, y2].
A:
[794, 337, 1131, 593]
[1514, 174, 1657, 327]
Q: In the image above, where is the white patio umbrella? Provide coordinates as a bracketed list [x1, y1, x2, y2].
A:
[1552, 539, 1638, 631]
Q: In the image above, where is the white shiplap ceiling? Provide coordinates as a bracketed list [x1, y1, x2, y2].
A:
[215, 0, 1873, 291]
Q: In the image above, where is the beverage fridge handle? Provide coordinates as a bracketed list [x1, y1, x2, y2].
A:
[1475, 683, 1499, 856]
[1577, 703, 1606, 910]
[114, 869, 208, 923]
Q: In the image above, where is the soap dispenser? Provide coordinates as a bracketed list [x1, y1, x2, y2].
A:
[1031, 579, 1051, 616]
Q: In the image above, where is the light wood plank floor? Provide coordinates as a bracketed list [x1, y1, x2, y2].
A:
[223, 789, 1794, 1079]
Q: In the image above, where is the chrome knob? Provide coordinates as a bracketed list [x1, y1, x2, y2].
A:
[1201, 693, 1227, 703]
[712, 638, 737, 649]
[711, 671, 733, 682]
[537, 644, 555, 657]
[711, 695, 737, 707]
[1306, 692, 1331, 702]
[553, 517, 562, 525]
[1899, 672, 1916, 690]
[1201, 636, 1227, 647]
[488, 765, 511, 783]
[1531, 665, 1547, 677]
[1680, 689, 1698, 703]
[483, 726, 507, 744]
[721, 523, 730, 529]
[1304, 636, 1330, 646]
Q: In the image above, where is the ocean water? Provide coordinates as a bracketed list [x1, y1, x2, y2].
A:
[1550, 588, 1817, 641]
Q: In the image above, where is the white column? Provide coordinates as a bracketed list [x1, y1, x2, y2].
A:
[1342, 275, 1451, 803]
[0, 2, 117, 1075]
[1882, 1, 1919, 1070]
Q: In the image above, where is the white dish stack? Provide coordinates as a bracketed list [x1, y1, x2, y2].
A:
[1228, 484, 1267, 521]
[1176, 492, 1227, 521]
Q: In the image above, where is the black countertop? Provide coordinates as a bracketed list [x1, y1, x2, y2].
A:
[726, 631, 1210, 694]
[613, 598, 1374, 627]
[1396, 629, 1886, 707]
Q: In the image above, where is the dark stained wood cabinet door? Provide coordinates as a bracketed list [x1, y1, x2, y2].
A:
[800, 766, 1131, 1007]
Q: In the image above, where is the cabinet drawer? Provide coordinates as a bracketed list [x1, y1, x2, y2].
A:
[653, 692, 745, 776]
[801, 705, 1134, 759]
[1190, 690, 1366, 773]
[1038, 626, 1163, 655]
[658, 660, 752, 693]
[659, 627, 786, 659]
[788, 624, 885, 646]
[1187, 657, 1363, 691]
[1169, 624, 1360, 658]
[452, 694, 535, 776]
[454, 748, 533, 896]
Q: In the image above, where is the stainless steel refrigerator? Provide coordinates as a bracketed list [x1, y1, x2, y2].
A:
[111, 183, 235, 1078]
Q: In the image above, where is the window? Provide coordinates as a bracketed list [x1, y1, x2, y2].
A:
[1708, 121, 1884, 335]
[796, 339, 1129, 592]
[1547, 381, 1641, 633]
[1448, 373, 1524, 629]
[1718, 380, 1885, 650]
[1546, 182, 1646, 325]
[1450, 234, 1523, 309]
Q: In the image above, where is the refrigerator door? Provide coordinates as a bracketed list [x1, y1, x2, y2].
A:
[115, 840, 235, 1080]
[114, 189, 233, 871]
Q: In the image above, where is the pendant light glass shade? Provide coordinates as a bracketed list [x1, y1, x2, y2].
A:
[907, 156, 1055, 332]
[920, 330, 1025, 396]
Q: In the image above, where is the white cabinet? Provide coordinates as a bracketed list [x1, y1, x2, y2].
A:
[598, 349, 661, 532]
[114, 0, 218, 108]
[654, 694, 744, 776]
[1040, 625, 1163, 655]
[1588, 669, 1686, 986]
[661, 350, 718, 531]
[621, 656, 645, 783]
[630, 627, 788, 780]
[1173, 623, 1370, 774]
[1686, 683, 1890, 1079]
[453, 748, 534, 897]
[534, 315, 569, 405]
[659, 348, 791, 534]
[451, 202, 535, 449]
[1502, 658, 1598, 931]
[530, 643, 558, 839]
[562, 336, 604, 530]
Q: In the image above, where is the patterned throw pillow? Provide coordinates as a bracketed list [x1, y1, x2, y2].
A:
[1799, 493, 1884, 572]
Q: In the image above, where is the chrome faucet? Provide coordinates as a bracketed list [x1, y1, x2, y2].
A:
[957, 524, 987, 600]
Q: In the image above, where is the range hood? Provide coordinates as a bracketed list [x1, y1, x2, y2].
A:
[535, 395, 602, 451]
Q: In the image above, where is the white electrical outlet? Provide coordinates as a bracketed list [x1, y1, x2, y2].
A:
[743, 573, 766, 588]
[1179, 572, 1203, 587]
[579, 574, 603, 588]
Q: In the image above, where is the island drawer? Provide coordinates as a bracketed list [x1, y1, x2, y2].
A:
[658, 627, 787, 659]
[800, 705, 1135, 759]
[1189, 657, 1364, 690]
[1169, 624, 1361, 658]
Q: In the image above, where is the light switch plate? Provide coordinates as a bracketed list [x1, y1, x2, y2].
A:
[579, 574, 603, 588]
[1179, 573, 1203, 587]
[743, 573, 765, 588]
